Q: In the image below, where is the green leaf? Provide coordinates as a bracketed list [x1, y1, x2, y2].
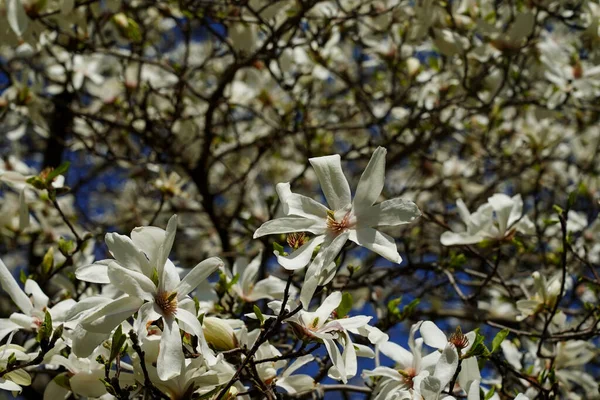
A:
[109, 325, 126, 363]
[253, 305, 265, 326]
[273, 242, 286, 255]
[58, 237, 75, 256]
[336, 292, 353, 318]
[41, 247, 54, 275]
[36, 311, 53, 343]
[483, 385, 496, 400]
[491, 329, 510, 353]
[45, 162, 70, 183]
[463, 329, 490, 358]
[26, 176, 46, 190]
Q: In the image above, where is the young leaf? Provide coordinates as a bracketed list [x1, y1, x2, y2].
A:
[336, 292, 353, 318]
[253, 305, 265, 326]
[491, 329, 510, 353]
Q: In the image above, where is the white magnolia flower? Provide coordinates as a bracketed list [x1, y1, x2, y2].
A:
[269, 291, 374, 383]
[441, 194, 535, 246]
[76, 215, 223, 380]
[420, 321, 481, 400]
[0, 257, 76, 344]
[44, 349, 135, 399]
[254, 147, 421, 307]
[227, 252, 295, 302]
[0, 344, 32, 394]
[516, 271, 573, 321]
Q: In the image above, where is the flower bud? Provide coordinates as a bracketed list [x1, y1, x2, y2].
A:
[203, 317, 237, 351]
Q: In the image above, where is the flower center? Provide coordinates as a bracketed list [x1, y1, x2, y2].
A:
[326, 210, 352, 234]
[398, 367, 417, 388]
[287, 232, 309, 249]
[155, 291, 178, 317]
[449, 326, 469, 350]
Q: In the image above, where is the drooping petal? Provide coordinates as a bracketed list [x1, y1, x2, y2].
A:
[434, 344, 459, 388]
[348, 227, 401, 263]
[157, 316, 183, 381]
[254, 217, 326, 238]
[354, 147, 386, 213]
[105, 233, 152, 276]
[284, 192, 329, 221]
[361, 197, 421, 227]
[308, 154, 351, 211]
[300, 232, 349, 308]
[0, 257, 32, 315]
[107, 263, 156, 301]
[80, 296, 143, 334]
[71, 324, 110, 357]
[176, 308, 217, 365]
[420, 321, 448, 350]
[281, 355, 314, 377]
[133, 302, 161, 341]
[69, 370, 107, 398]
[275, 235, 324, 271]
[322, 337, 346, 383]
[176, 257, 222, 298]
[276, 375, 315, 395]
[341, 331, 358, 378]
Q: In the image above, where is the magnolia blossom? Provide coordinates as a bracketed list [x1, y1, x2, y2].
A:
[254, 147, 421, 306]
[0, 257, 76, 344]
[0, 344, 31, 394]
[364, 322, 459, 400]
[76, 215, 223, 380]
[269, 291, 375, 383]
[227, 252, 295, 302]
[516, 271, 573, 321]
[441, 194, 535, 246]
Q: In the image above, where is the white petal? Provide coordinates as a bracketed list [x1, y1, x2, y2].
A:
[176, 257, 222, 297]
[105, 233, 152, 276]
[43, 377, 70, 400]
[71, 324, 110, 357]
[175, 308, 216, 365]
[348, 227, 401, 263]
[24, 280, 49, 310]
[354, 147, 386, 212]
[487, 193, 514, 235]
[157, 317, 183, 381]
[276, 375, 315, 394]
[157, 216, 178, 292]
[0, 257, 32, 315]
[284, 192, 329, 221]
[300, 232, 349, 308]
[364, 197, 421, 227]
[275, 235, 324, 270]
[130, 226, 166, 266]
[379, 341, 413, 369]
[282, 355, 314, 377]
[336, 315, 372, 330]
[75, 261, 111, 284]
[323, 337, 346, 383]
[308, 154, 351, 210]
[254, 217, 326, 238]
[80, 296, 143, 334]
[420, 321, 448, 349]
[107, 263, 156, 301]
[0, 377, 22, 393]
[70, 370, 107, 397]
[238, 252, 261, 295]
[440, 231, 485, 246]
[341, 332, 358, 378]
[7, 0, 28, 37]
[0, 319, 20, 343]
[363, 366, 402, 380]
[315, 292, 342, 323]
[434, 344, 459, 388]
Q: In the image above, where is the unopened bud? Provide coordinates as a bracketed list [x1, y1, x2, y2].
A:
[203, 317, 237, 351]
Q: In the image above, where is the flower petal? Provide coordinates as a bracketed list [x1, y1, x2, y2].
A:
[105, 233, 152, 276]
[75, 261, 111, 284]
[176, 257, 222, 298]
[379, 341, 413, 369]
[24, 280, 49, 310]
[176, 308, 216, 365]
[254, 217, 326, 238]
[348, 227, 401, 263]
[315, 292, 342, 323]
[80, 296, 143, 334]
[364, 197, 421, 227]
[308, 154, 351, 210]
[157, 317, 183, 381]
[420, 321, 448, 349]
[275, 235, 324, 271]
[130, 225, 166, 267]
[354, 147, 386, 212]
[322, 337, 346, 383]
[157, 216, 179, 292]
[0, 257, 32, 315]
[107, 263, 156, 301]
[434, 344, 459, 388]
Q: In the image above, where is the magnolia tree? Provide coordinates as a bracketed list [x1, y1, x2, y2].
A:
[0, 0, 599, 399]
